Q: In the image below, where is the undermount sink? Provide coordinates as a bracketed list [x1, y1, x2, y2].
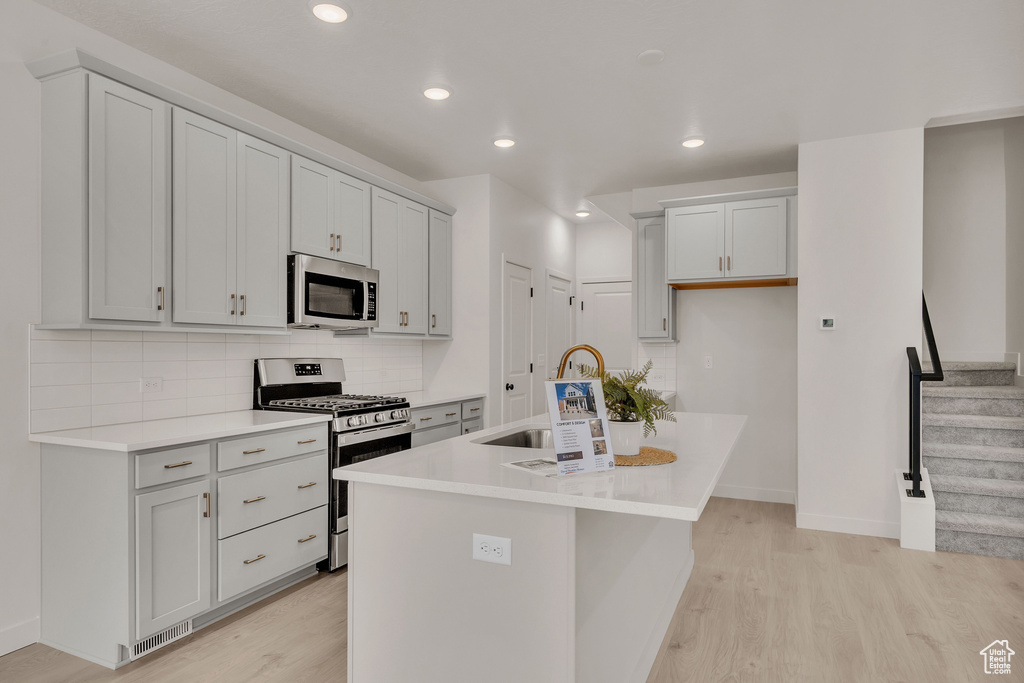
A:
[477, 428, 554, 449]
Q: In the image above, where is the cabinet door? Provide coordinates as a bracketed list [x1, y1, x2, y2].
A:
[637, 216, 674, 340]
[136, 481, 211, 640]
[334, 173, 372, 266]
[237, 134, 289, 328]
[725, 197, 787, 278]
[371, 188, 403, 333]
[427, 210, 452, 337]
[88, 74, 169, 322]
[290, 155, 334, 260]
[665, 204, 725, 281]
[172, 109, 238, 325]
[399, 201, 430, 335]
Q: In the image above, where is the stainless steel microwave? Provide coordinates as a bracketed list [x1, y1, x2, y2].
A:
[288, 254, 379, 329]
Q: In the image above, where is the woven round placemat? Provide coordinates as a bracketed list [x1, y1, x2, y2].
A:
[615, 446, 677, 466]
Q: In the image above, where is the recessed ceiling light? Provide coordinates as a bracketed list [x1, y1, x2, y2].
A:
[423, 86, 451, 101]
[493, 137, 516, 148]
[311, 2, 350, 23]
[682, 137, 705, 148]
[575, 210, 591, 218]
[636, 49, 665, 66]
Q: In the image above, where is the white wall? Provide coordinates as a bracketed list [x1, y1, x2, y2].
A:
[576, 222, 632, 280]
[1006, 119, 1024, 374]
[923, 121, 1008, 361]
[0, 0, 446, 656]
[675, 288, 798, 503]
[797, 128, 924, 539]
[420, 175, 491, 404]
[489, 178, 576, 421]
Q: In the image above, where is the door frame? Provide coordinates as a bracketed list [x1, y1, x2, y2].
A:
[501, 257, 533, 423]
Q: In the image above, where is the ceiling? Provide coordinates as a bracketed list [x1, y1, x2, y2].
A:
[33, 0, 1024, 222]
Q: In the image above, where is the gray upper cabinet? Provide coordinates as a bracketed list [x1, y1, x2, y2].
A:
[428, 210, 452, 337]
[173, 109, 287, 327]
[291, 155, 371, 267]
[666, 196, 788, 283]
[372, 188, 429, 335]
[636, 216, 676, 342]
[89, 75, 170, 322]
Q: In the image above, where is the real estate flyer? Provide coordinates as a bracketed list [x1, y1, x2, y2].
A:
[544, 379, 615, 475]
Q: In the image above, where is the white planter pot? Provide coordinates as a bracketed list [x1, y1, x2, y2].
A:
[609, 420, 643, 456]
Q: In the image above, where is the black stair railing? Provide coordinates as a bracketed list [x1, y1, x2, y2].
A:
[905, 293, 943, 498]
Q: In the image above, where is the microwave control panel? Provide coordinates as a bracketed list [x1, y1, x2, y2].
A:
[366, 282, 377, 320]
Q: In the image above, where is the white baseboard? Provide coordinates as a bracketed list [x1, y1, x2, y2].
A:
[713, 484, 795, 505]
[0, 617, 39, 658]
[796, 511, 900, 539]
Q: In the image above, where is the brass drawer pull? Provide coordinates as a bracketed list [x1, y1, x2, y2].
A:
[243, 496, 266, 504]
[297, 439, 317, 444]
[243, 554, 266, 565]
[203, 492, 210, 518]
[242, 448, 266, 455]
[157, 286, 165, 311]
[470, 407, 480, 412]
[240, 294, 246, 316]
[164, 460, 192, 469]
[297, 481, 317, 489]
[719, 256, 723, 271]
[231, 293, 236, 315]
[298, 534, 317, 543]
[420, 416, 432, 422]
[432, 314, 437, 328]
[445, 412, 457, 417]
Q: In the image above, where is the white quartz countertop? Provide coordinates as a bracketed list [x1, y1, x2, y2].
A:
[29, 410, 332, 452]
[335, 411, 746, 521]
[403, 390, 486, 410]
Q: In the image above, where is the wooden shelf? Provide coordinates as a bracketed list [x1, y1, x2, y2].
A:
[670, 277, 798, 291]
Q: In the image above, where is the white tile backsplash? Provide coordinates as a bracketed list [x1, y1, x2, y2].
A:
[30, 330, 424, 431]
[638, 342, 677, 393]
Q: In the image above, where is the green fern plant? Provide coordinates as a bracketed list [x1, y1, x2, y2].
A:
[577, 360, 676, 437]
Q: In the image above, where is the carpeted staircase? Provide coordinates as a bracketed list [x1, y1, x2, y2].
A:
[922, 361, 1024, 560]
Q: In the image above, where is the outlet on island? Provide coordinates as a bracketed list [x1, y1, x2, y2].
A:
[472, 533, 512, 566]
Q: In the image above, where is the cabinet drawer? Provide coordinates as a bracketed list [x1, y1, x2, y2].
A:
[462, 418, 482, 435]
[462, 400, 483, 420]
[410, 403, 460, 430]
[136, 444, 211, 489]
[218, 453, 328, 539]
[218, 424, 326, 472]
[218, 505, 327, 602]
[411, 421, 461, 448]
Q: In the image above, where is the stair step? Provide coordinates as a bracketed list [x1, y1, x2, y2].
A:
[930, 474, 1024, 517]
[923, 444, 1024, 480]
[935, 510, 1024, 538]
[923, 385, 1024, 399]
[923, 413, 1024, 448]
[922, 361, 1016, 387]
[923, 391, 1024, 417]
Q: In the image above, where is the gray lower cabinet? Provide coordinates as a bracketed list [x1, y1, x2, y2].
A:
[411, 398, 484, 446]
[39, 423, 328, 669]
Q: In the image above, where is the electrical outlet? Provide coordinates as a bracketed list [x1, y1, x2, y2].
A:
[140, 377, 163, 393]
[704, 355, 713, 369]
[472, 533, 511, 566]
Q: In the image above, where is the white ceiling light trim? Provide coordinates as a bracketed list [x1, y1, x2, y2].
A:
[682, 137, 705, 148]
[310, 1, 350, 23]
[493, 136, 516, 148]
[636, 49, 665, 65]
[575, 210, 591, 218]
[423, 86, 452, 100]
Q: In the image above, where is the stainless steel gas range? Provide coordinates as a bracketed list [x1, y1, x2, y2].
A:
[254, 358, 413, 571]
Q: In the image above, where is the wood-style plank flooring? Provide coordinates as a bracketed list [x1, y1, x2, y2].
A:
[3, 497, 1022, 682]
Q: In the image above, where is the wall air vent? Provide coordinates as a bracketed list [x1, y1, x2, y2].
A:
[131, 620, 193, 660]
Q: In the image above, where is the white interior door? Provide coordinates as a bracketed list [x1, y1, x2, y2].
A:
[503, 261, 532, 423]
[546, 271, 573, 379]
[577, 280, 633, 376]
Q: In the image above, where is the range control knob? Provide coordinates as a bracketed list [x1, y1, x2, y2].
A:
[374, 413, 386, 423]
[391, 410, 402, 419]
[347, 417, 360, 427]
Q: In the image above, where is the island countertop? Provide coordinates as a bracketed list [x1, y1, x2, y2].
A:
[334, 411, 746, 521]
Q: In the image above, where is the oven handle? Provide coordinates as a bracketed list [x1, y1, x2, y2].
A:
[334, 421, 415, 446]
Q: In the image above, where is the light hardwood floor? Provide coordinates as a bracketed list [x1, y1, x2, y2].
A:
[3, 497, 1022, 682]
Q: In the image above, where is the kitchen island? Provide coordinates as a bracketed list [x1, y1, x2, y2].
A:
[334, 411, 746, 683]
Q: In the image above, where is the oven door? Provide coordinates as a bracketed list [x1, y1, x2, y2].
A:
[288, 254, 379, 329]
[331, 423, 413, 536]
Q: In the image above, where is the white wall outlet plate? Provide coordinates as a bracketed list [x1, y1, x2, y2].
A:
[472, 533, 511, 566]
[820, 317, 837, 330]
[704, 355, 713, 369]
[140, 377, 163, 393]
